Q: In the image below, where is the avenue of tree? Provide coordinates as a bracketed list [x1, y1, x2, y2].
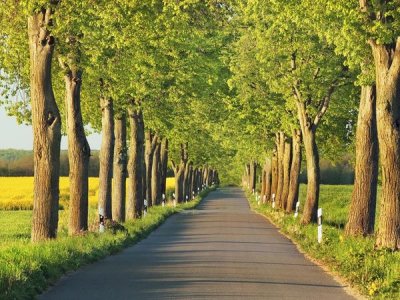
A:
[0, 0, 399, 250]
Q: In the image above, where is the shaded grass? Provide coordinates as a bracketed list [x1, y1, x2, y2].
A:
[248, 184, 400, 299]
[0, 187, 214, 300]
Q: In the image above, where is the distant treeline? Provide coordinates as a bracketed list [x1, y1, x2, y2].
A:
[298, 160, 354, 185]
[0, 149, 101, 176]
[0, 149, 175, 177]
[254, 158, 354, 185]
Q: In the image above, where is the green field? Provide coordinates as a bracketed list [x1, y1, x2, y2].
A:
[249, 184, 400, 299]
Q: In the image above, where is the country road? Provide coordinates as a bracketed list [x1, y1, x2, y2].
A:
[40, 188, 355, 300]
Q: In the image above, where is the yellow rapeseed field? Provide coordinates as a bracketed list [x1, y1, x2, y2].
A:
[166, 177, 175, 191]
[0, 177, 175, 210]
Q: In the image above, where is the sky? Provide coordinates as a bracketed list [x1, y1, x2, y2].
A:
[0, 107, 102, 150]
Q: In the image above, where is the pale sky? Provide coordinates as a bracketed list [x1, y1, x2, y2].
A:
[0, 107, 102, 150]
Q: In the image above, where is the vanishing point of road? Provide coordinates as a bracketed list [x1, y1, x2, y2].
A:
[40, 188, 356, 300]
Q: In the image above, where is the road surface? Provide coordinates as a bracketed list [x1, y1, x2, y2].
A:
[40, 187, 355, 299]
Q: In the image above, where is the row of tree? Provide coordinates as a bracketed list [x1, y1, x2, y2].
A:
[0, 1, 226, 242]
[2, 1, 399, 249]
[228, 0, 399, 250]
[242, 131, 301, 214]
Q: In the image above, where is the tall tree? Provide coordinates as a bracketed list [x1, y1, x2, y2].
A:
[28, 3, 62, 241]
[127, 105, 145, 219]
[112, 113, 127, 222]
[98, 96, 114, 220]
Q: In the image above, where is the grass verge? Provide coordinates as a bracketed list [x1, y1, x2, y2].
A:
[246, 187, 400, 300]
[0, 187, 215, 299]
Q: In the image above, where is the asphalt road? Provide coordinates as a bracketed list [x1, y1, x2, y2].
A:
[40, 187, 355, 300]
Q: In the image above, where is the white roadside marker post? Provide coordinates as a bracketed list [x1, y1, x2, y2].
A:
[317, 208, 323, 243]
[162, 194, 165, 207]
[144, 199, 148, 217]
[172, 193, 176, 207]
[272, 193, 276, 209]
[263, 194, 266, 204]
[252, 188, 255, 195]
[185, 195, 188, 204]
[294, 201, 300, 218]
[192, 191, 195, 200]
[99, 207, 105, 233]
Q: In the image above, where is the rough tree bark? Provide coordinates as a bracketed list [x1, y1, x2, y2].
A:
[345, 86, 378, 236]
[261, 165, 266, 200]
[264, 158, 272, 204]
[151, 141, 161, 205]
[29, 7, 62, 241]
[276, 132, 285, 208]
[281, 139, 292, 210]
[199, 168, 203, 190]
[160, 138, 168, 197]
[271, 149, 278, 200]
[183, 162, 193, 201]
[64, 69, 90, 235]
[112, 114, 127, 222]
[301, 127, 319, 224]
[98, 97, 114, 220]
[370, 40, 400, 249]
[145, 131, 158, 206]
[191, 167, 197, 198]
[127, 106, 145, 219]
[286, 129, 302, 213]
[203, 167, 209, 188]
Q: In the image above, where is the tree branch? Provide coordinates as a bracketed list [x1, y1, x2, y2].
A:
[151, 134, 159, 152]
[313, 83, 337, 126]
[389, 37, 400, 79]
[171, 160, 177, 173]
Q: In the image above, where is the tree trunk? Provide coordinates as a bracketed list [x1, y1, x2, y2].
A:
[301, 128, 320, 224]
[126, 107, 145, 219]
[174, 166, 184, 202]
[371, 42, 400, 249]
[189, 164, 194, 199]
[199, 168, 203, 190]
[286, 129, 302, 213]
[261, 165, 266, 200]
[98, 98, 114, 220]
[184, 163, 193, 201]
[145, 131, 158, 207]
[271, 150, 278, 200]
[172, 143, 188, 203]
[345, 86, 378, 236]
[191, 167, 197, 198]
[249, 161, 256, 192]
[276, 132, 285, 208]
[160, 138, 168, 196]
[151, 141, 161, 205]
[112, 114, 127, 222]
[281, 139, 292, 210]
[29, 10, 62, 241]
[203, 167, 209, 188]
[64, 70, 90, 235]
[264, 158, 272, 203]
[244, 164, 250, 188]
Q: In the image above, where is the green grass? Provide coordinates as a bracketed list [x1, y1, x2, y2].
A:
[0, 187, 215, 299]
[248, 184, 400, 299]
